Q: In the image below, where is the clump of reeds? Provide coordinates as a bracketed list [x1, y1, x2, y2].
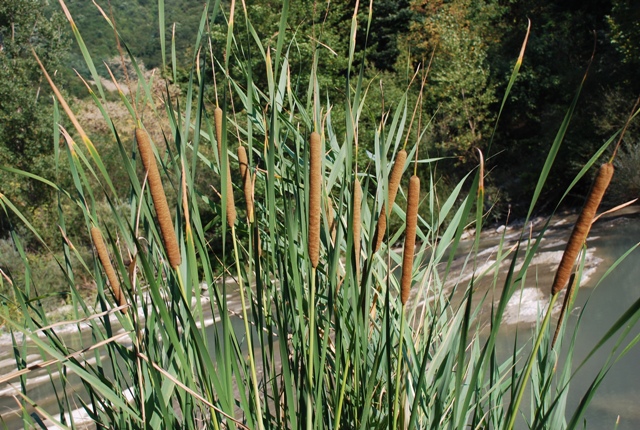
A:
[308, 131, 322, 268]
[238, 145, 254, 223]
[373, 149, 407, 253]
[135, 128, 182, 269]
[551, 163, 614, 295]
[90, 226, 127, 313]
[401, 175, 420, 306]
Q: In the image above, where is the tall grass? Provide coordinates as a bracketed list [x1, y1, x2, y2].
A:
[2, 1, 640, 429]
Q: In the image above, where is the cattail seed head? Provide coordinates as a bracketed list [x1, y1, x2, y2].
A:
[91, 227, 127, 313]
[401, 175, 420, 306]
[551, 163, 614, 295]
[308, 131, 322, 268]
[353, 178, 362, 275]
[225, 156, 237, 227]
[214, 107, 223, 159]
[135, 128, 181, 269]
[238, 145, 254, 223]
[212, 107, 236, 226]
[373, 149, 407, 252]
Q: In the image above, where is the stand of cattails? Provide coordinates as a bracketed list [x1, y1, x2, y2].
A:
[373, 149, 407, 253]
[91, 226, 127, 313]
[135, 128, 181, 269]
[401, 176, 420, 306]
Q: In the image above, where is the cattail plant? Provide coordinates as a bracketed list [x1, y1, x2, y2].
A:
[135, 128, 181, 269]
[238, 145, 254, 223]
[373, 149, 407, 252]
[91, 226, 127, 313]
[551, 163, 614, 295]
[401, 175, 420, 306]
[308, 131, 322, 268]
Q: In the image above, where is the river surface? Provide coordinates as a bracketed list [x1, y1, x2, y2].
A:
[1, 209, 640, 429]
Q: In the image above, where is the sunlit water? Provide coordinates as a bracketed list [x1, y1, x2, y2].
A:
[489, 213, 640, 430]
[1, 211, 640, 429]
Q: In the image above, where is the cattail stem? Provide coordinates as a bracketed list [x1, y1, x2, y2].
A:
[135, 128, 181, 269]
[551, 163, 614, 295]
[238, 145, 254, 223]
[307, 130, 322, 430]
[552, 273, 577, 348]
[374, 149, 407, 253]
[401, 176, 420, 306]
[91, 226, 127, 313]
[392, 313, 406, 429]
[231, 225, 265, 430]
[308, 132, 322, 268]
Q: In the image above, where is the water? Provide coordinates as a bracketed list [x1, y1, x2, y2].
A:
[2, 211, 640, 429]
[556, 215, 640, 429]
[0, 310, 253, 429]
[487, 212, 640, 429]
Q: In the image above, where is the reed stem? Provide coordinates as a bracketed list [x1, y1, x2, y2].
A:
[231, 224, 264, 430]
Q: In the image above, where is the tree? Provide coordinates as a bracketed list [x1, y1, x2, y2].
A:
[0, 0, 68, 238]
[404, 0, 505, 154]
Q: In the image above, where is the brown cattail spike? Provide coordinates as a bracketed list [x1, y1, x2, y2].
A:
[374, 149, 407, 252]
[225, 155, 237, 227]
[308, 131, 322, 268]
[213, 107, 236, 226]
[214, 107, 223, 160]
[401, 175, 420, 306]
[135, 128, 182, 269]
[91, 227, 127, 313]
[551, 163, 614, 295]
[238, 146, 254, 223]
[353, 178, 362, 275]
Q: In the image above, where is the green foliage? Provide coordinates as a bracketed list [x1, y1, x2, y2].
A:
[64, 0, 205, 75]
[0, 0, 69, 244]
[607, 0, 640, 68]
[405, 0, 505, 153]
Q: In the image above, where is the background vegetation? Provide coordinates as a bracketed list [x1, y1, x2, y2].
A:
[0, 0, 639, 323]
